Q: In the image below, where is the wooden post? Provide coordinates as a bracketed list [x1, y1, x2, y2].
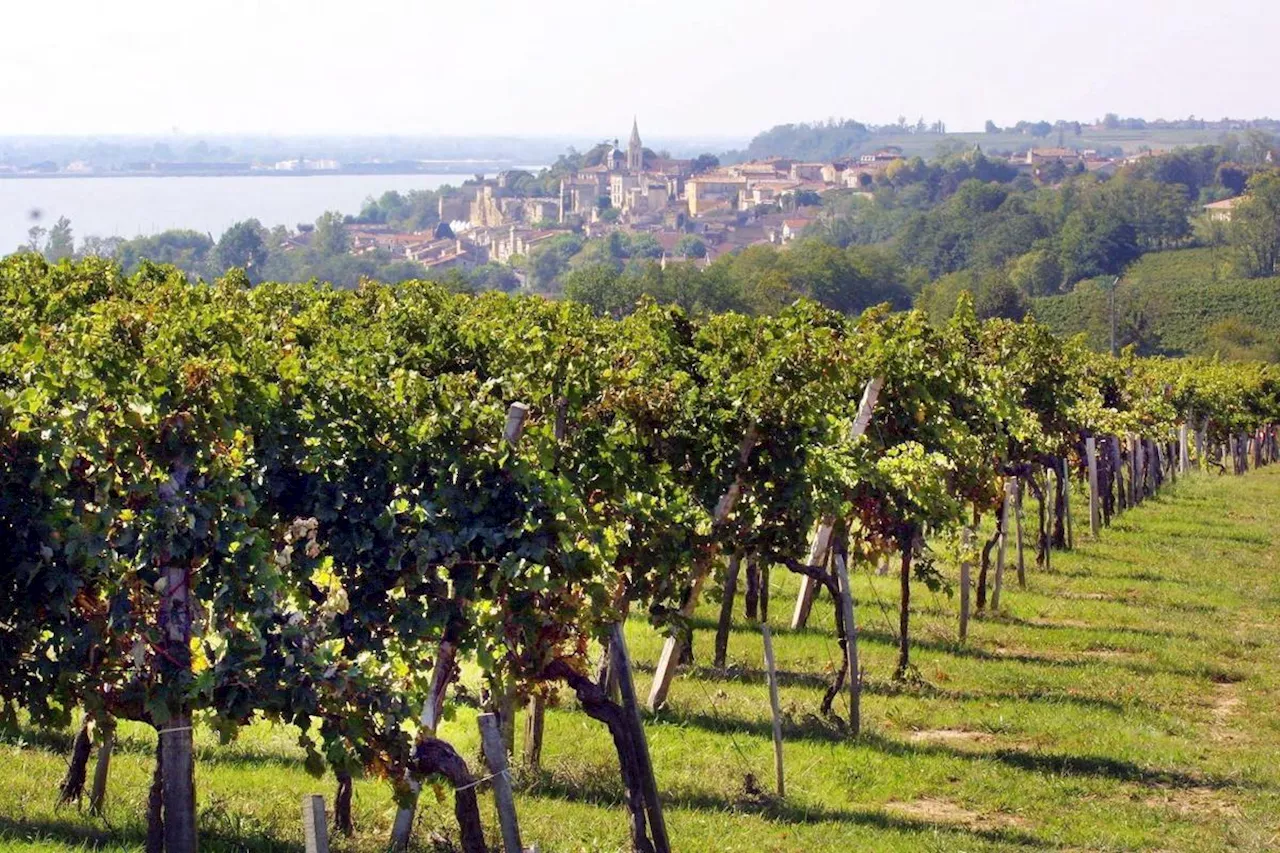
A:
[394, 402, 529, 847]
[1135, 436, 1146, 502]
[648, 429, 756, 713]
[789, 522, 832, 630]
[1086, 437, 1100, 538]
[991, 480, 1014, 610]
[302, 795, 330, 853]
[479, 713, 524, 853]
[834, 551, 860, 735]
[1179, 424, 1190, 473]
[88, 727, 114, 815]
[791, 376, 883, 630]
[611, 624, 670, 853]
[498, 402, 530, 756]
[1150, 441, 1161, 492]
[958, 528, 972, 643]
[1061, 457, 1074, 549]
[761, 625, 785, 797]
[523, 695, 545, 773]
[1014, 480, 1026, 586]
[1108, 437, 1123, 512]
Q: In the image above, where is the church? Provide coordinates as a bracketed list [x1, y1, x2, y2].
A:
[559, 118, 694, 223]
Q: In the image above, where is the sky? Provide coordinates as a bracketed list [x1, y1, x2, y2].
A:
[1, 0, 1276, 141]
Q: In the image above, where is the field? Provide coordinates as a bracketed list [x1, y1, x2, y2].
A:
[1031, 247, 1280, 356]
[819, 127, 1235, 160]
[0, 465, 1278, 851]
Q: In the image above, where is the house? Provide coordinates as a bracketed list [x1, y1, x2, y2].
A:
[1203, 196, 1245, 222]
[789, 162, 826, 182]
[490, 226, 559, 264]
[685, 174, 747, 215]
[781, 217, 815, 242]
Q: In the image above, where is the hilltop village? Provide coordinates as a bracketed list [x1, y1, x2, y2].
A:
[334, 119, 1144, 279]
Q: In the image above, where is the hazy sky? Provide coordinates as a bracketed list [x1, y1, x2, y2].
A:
[2, 0, 1275, 140]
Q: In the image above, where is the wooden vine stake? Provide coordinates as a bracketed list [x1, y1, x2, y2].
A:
[1129, 434, 1141, 505]
[1061, 457, 1074, 549]
[479, 713, 524, 853]
[761, 625, 785, 797]
[1179, 424, 1190, 473]
[392, 401, 530, 849]
[991, 480, 1015, 610]
[834, 550, 861, 735]
[648, 427, 757, 712]
[791, 376, 883, 630]
[1109, 437, 1125, 513]
[958, 528, 973, 643]
[789, 522, 832, 630]
[498, 402, 530, 755]
[612, 623, 670, 853]
[302, 795, 330, 853]
[1014, 480, 1026, 586]
[89, 724, 114, 815]
[1086, 437, 1100, 538]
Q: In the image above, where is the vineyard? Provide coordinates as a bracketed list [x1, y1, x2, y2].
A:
[1, 254, 1279, 852]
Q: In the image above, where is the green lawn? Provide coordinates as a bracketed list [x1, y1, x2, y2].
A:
[3, 467, 1280, 851]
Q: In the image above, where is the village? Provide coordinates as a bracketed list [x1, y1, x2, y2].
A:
[333, 119, 1151, 280]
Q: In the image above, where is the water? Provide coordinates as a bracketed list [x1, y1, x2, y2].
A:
[0, 173, 476, 252]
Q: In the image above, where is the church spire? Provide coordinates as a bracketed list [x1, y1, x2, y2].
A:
[627, 116, 643, 172]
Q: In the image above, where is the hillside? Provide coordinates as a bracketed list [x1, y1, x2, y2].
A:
[3, 467, 1280, 851]
[1031, 248, 1280, 357]
[733, 124, 1248, 163]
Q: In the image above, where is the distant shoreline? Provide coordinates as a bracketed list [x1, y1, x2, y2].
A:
[0, 165, 543, 181]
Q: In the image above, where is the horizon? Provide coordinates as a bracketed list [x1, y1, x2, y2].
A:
[2, 0, 1276, 139]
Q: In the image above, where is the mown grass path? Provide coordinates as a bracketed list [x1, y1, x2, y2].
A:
[3, 467, 1279, 851]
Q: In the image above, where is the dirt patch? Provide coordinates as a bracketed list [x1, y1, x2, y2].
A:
[908, 728, 994, 746]
[1080, 648, 1131, 659]
[1210, 682, 1240, 741]
[1058, 592, 1120, 602]
[1029, 618, 1092, 629]
[1143, 785, 1243, 818]
[885, 797, 1027, 828]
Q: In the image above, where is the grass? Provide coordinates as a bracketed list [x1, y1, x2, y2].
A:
[3, 466, 1280, 851]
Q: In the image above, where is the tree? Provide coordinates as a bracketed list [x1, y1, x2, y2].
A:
[113, 230, 215, 278]
[313, 211, 349, 257]
[562, 263, 637, 316]
[78, 235, 124, 259]
[1007, 247, 1063, 297]
[44, 217, 74, 261]
[984, 120, 1001, 134]
[1229, 170, 1280, 278]
[1216, 163, 1249, 196]
[215, 219, 269, 275]
[628, 233, 663, 260]
[673, 234, 706, 259]
[973, 275, 1027, 320]
[24, 225, 46, 253]
[692, 153, 720, 173]
[1058, 209, 1140, 285]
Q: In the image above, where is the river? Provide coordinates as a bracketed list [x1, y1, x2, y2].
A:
[0, 173, 484, 252]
